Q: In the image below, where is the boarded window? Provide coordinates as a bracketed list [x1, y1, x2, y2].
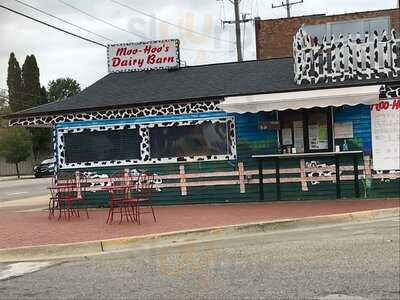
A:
[64, 128, 140, 163]
[150, 121, 230, 158]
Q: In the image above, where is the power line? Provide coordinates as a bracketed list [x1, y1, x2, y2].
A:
[110, 0, 235, 45]
[0, 4, 106, 47]
[2, 2, 233, 68]
[221, 0, 253, 61]
[57, 0, 149, 40]
[57, 0, 234, 54]
[13, 0, 116, 43]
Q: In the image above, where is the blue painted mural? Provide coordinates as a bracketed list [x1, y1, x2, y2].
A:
[234, 111, 278, 159]
[333, 104, 372, 154]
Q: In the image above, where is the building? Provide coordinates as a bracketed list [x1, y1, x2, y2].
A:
[6, 32, 400, 205]
[255, 8, 400, 59]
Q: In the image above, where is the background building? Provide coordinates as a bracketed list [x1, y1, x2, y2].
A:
[255, 8, 400, 59]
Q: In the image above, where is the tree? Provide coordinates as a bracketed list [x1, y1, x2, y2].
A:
[0, 89, 8, 112]
[48, 78, 81, 101]
[0, 91, 10, 128]
[0, 95, 10, 128]
[6, 53, 23, 112]
[22, 55, 41, 108]
[21, 55, 52, 161]
[0, 127, 32, 178]
[31, 86, 52, 160]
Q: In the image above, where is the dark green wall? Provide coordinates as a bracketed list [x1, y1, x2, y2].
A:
[61, 110, 399, 206]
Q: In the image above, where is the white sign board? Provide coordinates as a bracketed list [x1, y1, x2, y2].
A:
[371, 99, 400, 170]
[107, 39, 180, 73]
[281, 128, 292, 145]
[334, 122, 354, 139]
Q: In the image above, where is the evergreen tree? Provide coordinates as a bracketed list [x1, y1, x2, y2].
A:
[21, 55, 51, 161]
[22, 55, 41, 107]
[31, 85, 52, 160]
[6, 53, 23, 112]
[40, 86, 48, 105]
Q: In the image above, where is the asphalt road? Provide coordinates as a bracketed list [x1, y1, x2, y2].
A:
[0, 177, 51, 202]
[0, 217, 399, 299]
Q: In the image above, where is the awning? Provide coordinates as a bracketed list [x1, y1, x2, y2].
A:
[217, 85, 381, 113]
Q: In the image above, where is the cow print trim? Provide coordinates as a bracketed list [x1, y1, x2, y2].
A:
[9, 100, 221, 127]
[294, 28, 400, 85]
[380, 84, 400, 99]
[56, 116, 236, 169]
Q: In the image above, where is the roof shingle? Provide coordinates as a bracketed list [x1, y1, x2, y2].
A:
[9, 57, 397, 117]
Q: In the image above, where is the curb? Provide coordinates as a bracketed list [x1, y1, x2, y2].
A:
[0, 207, 398, 262]
[0, 196, 49, 209]
[0, 175, 36, 182]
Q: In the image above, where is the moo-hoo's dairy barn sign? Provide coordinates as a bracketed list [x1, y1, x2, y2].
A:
[107, 39, 180, 73]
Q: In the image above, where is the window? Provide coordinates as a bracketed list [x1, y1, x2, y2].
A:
[306, 110, 330, 151]
[279, 108, 333, 153]
[150, 121, 230, 158]
[57, 116, 236, 169]
[64, 128, 140, 164]
[303, 17, 390, 41]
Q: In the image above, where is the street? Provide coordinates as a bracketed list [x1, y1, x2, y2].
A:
[0, 177, 50, 202]
[0, 217, 399, 299]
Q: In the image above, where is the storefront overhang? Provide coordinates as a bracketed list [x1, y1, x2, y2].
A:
[217, 85, 381, 113]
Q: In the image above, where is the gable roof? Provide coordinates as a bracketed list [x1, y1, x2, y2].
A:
[8, 57, 398, 118]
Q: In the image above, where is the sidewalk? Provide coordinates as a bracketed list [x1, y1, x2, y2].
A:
[0, 175, 35, 181]
[0, 198, 398, 250]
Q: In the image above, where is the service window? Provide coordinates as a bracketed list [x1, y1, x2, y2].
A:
[306, 109, 330, 151]
[279, 108, 333, 153]
[64, 128, 141, 164]
[149, 121, 230, 158]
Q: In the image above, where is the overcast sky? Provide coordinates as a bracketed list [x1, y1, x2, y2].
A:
[0, 0, 397, 90]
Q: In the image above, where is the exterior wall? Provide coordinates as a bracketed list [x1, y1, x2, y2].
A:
[293, 28, 400, 85]
[333, 105, 372, 154]
[255, 9, 400, 59]
[55, 106, 399, 207]
[14, 88, 399, 205]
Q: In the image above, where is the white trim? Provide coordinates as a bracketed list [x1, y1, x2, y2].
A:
[218, 85, 381, 113]
[57, 116, 237, 169]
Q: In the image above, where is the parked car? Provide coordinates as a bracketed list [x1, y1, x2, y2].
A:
[33, 158, 55, 178]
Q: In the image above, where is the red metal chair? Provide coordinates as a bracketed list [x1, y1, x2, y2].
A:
[106, 170, 134, 224]
[76, 172, 90, 218]
[132, 171, 157, 224]
[120, 171, 141, 223]
[48, 171, 89, 220]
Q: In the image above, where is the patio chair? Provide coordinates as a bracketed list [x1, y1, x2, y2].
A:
[133, 171, 157, 224]
[76, 172, 90, 218]
[120, 171, 141, 223]
[48, 171, 89, 220]
[107, 170, 135, 224]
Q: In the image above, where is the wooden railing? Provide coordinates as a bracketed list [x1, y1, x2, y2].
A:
[59, 155, 400, 197]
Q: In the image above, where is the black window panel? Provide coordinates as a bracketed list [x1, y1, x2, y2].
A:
[279, 108, 333, 153]
[64, 128, 140, 164]
[150, 121, 229, 158]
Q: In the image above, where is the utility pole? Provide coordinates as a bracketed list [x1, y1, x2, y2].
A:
[233, 0, 242, 61]
[272, 0, 303, 18]
[221, 0, 252, 61]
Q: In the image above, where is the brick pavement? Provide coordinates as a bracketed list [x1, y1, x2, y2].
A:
[0, 199, 398, 249]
